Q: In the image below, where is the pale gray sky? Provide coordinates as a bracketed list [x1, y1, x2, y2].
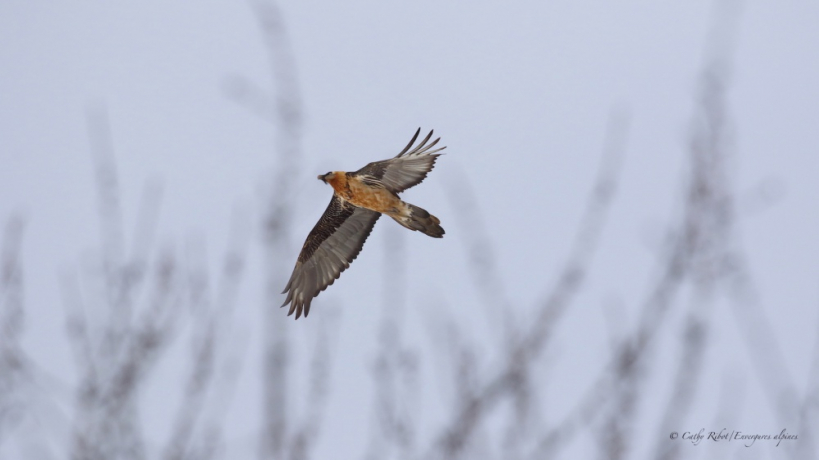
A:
[1, 1, 818, 458]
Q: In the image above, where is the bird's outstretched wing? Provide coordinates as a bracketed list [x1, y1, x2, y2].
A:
[353, 128, 446, 194]
[282, 195, 380, 319]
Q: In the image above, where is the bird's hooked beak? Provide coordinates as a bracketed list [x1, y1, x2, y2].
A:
[317, 173, 327, 183]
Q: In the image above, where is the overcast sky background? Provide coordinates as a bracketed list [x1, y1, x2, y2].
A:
[2, 1, 818, 459]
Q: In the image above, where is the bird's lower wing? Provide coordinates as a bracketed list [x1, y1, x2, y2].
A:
[282, 195, 380, 319]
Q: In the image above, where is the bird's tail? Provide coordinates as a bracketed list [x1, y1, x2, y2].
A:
[392, 203, 445, 238]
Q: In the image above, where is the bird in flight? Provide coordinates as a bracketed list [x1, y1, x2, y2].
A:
[281, 128, 446, 319]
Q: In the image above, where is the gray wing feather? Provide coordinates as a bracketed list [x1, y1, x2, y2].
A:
[281, 195, 380, 319]
[354, 128, 446, 194]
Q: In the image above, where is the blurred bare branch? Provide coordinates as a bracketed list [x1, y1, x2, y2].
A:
[525, 6, 800, 460]
[86, 104, 126, 271]
[365, 227, 420, 460]
[528, 8, 746, 459]
[524, 111, 629, 359]
[0, 214, 26, 442]
[794, 303, 819, 459]
[428, 110, 629, 459]
[3, 2, 812, 460]
[62, 109, 251, 460]
[163, 211, 249, 460]
[653, 25, 737, 459]
[288, 308, 340, 460]
[223, 75, 278, 124]
[233, 1, 311, 459]
[443, 169, 514, 342]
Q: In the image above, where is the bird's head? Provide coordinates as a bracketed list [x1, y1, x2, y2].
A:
[317, 172, 336, 184]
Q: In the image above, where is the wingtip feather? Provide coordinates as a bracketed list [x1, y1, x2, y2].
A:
[396, 128, 422, 158]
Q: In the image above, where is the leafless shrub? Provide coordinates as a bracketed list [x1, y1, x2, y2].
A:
[422, 109, 628, 460]
[363, 3, 814, 460]
[227, 2, 341, 459]
[59, 108, 250, 460]
[365, 227, 421, 460]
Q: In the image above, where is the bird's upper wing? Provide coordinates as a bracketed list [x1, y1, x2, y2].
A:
[353, 128, 446, 194]
[281, 194, 380, 319]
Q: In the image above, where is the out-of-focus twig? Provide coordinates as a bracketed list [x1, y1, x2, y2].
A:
[233, 1, 306, 459]
[443, 169, 514, 343]
[163, 210, 250, 460]
[528, 6, 802, 459]
[532, 11, 742, 457]
[289, 307, 340, 460]
[794, 301, 819, 459]
[86, 104, 125, 271]
[66, 109, 191, 460]
[365, 227, 420, 460]
[653, 30, 736, 458]
[0, 214, 26, 443]
[429, 111, 629, 459]
[223, 76, 278, 124]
